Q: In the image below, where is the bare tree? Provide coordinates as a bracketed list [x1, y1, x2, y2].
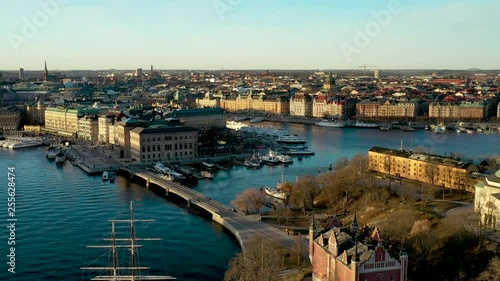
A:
[289, 175, 320, 215]
[224, 236, 285, 281]
[289, 234, 306, 267]
[334, 156, 349, 172]
[231, 188, 267, 214]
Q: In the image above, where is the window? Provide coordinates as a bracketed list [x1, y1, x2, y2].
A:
[142, 146, 145, 153]
[147, 146, 150, 152]
[391, 275, 395, 281]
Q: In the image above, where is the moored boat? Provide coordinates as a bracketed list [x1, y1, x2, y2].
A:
[277, 154, 293, 164]
[315, 119, 346, 128]
[102, 171, 109, 181]
[275, 135, 307, 144]
[264, 187, 288, 200]
[202, 160, 215, 169]
[200, 170, 214, 179]
[261, 149, 280, 164]
[353, 121, 379, 128]
[55, 150, 66, 164]
[250, 116, 265, 123]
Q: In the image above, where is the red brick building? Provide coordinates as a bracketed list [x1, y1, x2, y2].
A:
[309, 216, 408, 281]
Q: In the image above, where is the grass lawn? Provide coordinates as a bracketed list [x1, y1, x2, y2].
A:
[416, 201, 464, 217]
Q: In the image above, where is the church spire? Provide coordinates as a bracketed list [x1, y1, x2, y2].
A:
[42, 60, 49, 81]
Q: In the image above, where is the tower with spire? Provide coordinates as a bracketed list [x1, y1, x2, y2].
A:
[323, 71, 335, 91]
[42, 61, 49, 82]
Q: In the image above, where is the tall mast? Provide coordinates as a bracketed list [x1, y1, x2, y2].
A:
[82, 201, 176, 280]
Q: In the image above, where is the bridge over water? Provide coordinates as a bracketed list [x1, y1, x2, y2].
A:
[120, 166, 298, 250]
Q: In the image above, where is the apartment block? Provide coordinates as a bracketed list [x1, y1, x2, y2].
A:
[368, 147, 477, 192]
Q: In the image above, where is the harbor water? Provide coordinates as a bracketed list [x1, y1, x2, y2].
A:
[0, 122, 498, 280]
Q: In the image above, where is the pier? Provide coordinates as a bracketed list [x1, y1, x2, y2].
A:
[120, 165, 298, 250]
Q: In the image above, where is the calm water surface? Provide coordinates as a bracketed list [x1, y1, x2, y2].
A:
[0, 123, 498, 280]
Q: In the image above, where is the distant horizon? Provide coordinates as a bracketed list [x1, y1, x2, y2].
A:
[1, 0, 499, 70]
[2, 67, 500, 72]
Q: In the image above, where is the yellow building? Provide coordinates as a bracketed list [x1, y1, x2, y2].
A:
[368, 146, 477, 192]
[356, 101, 418, 118]
[429, 102, 486, 120]
[220, 94, 289, 115]
[44, 107, 80, 136]
[290, 94, 312, 117]
[196, 92, 220, 108]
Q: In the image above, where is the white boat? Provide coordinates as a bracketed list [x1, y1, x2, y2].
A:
[277, 154, 293, 164]
[466, 129, 474, 134]
[285, 147, 315, 156]
[264, 187, 288, 200]
[315, 119, 346, 128]
[226, 121, 248, 130]
[154, 162, 170, 175]
[275, 135, 307, 144]
[102, 171, 109, 181]
[46, 146, 57, 159]
[55, 150, 66, 164]
[261, 150, 280, 164]
[430, 123, 446, 134]
[250, 117, 265, 123]
[353, 121, 379, 128]
[8, 138, 43, 149]
[200, 170, 214, 179]
[202, 160, 215, 169]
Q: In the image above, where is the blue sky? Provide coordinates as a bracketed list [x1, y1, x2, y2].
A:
[1, 0, 499, 70]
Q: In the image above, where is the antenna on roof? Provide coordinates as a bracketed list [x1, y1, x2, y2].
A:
[410, 138, 413, 152]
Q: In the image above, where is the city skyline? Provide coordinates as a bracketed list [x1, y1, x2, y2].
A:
[1, 0, 499, 70]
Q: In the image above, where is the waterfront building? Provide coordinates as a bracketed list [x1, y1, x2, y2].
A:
[0, 109, 21, 131]
[196, 91, 220, 108]
[290, 93, 313, 117]
[78, 115, 99, 141]
[474, 169, 500, 230]
[313, 95, 329, 118]
[44, 107, 81, 137]
[497, 103, 500, 119]
[129, 126, 198, 162]
[356, 101, 418, 119]
[220, 93, 289, 115]
[428, 102, 486, 120]
[26, 100, 45, 125]
[309, 217, 408, 281]
[368, 147, 478, 192]
[165, 108, 226, 129]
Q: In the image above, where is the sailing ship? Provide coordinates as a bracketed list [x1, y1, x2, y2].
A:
[82, 201, 176, 280]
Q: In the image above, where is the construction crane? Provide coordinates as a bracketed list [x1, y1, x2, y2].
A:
[358, 64, 376, 77]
